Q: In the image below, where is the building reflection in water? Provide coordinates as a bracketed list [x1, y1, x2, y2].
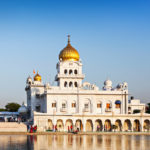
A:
[0, 135, 150, 150]
[33, 134, 150, 150]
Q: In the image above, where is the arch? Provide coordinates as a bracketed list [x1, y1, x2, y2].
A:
[74, 69, 78, 74]
[74, 82, 78, 87]
[133, 119, 140, 132]
[115, 119, 122, 131]
[48, 119, 53, 130]
[65, 119, 73, 132]
[84, 99, 91, 107]
[75, 119, 83, 131]
[64, 69, 67, 74]
[128, 107, 131, 114]
[143, 120, 150, 131]
[84, 99, 91, 112]
[69, 82, 73, 87]
[97, 101, 102, 108]
[104, 119, 111, 131]
[71, 100, 76, 108]
[115, 100, 121, 108]
[105, 100, 112, 111]
[62, 100, 67, 108]
[64, 81, 67, 87]
[52, 100, 56, 108]
[124, 119, 132, 131]
[56, 119, 64, 131]
[85, 119, 93, 132]
[69, 69, 73, 74]
[95, 119, 103, 131]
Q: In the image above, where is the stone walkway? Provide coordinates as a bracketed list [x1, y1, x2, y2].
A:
[0, 131, 150, 135]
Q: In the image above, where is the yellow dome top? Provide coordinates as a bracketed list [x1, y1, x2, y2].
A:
[59, 35, 80, 61]
[34, 72, 42, 82]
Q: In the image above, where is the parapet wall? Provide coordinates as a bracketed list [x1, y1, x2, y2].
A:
[0, 122, 27, 132]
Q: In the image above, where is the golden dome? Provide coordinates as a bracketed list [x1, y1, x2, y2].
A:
[59, 35, 80, 61]
[34, 72, 42, 82]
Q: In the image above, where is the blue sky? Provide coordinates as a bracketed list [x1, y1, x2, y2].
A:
[0, 0, 150, 107]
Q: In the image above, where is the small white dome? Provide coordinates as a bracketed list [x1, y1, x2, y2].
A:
[104, 79, 112, 87]
[123, 82, 128, 87]
[26, 76, 32, 84]
[18, 103, 27, 114]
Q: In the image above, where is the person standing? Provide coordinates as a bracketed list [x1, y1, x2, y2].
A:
[70, 125, 73, 132]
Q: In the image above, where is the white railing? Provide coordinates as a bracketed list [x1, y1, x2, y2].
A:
[83, 108, 90, 112]
[105, 108, 112, 112]
[71, 108, 76, 113]
[60, 108, 67, 112]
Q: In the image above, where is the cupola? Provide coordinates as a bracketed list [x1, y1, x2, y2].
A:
[59, 35, 80, 61]
[34, 71, 42, 82]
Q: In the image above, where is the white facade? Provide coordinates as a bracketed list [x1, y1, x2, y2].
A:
[25, 38, 150, 132]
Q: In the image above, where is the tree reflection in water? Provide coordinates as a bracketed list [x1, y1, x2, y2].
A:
[0, 135, 150, 150]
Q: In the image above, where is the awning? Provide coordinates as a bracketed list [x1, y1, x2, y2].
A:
[115, 100, 121, 104]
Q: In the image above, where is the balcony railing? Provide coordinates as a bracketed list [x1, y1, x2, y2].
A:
[83, 108, 90, 112]
[105, 108, 112, 112]
[60, 108, 67, 112]
[71, 108, 76, 113]
[56, 74, 85, 79]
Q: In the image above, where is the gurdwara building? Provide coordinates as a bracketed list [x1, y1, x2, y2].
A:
[25, 36, 150, 132]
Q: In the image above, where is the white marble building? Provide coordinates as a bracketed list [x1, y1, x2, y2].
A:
[25, 36, 150, 132]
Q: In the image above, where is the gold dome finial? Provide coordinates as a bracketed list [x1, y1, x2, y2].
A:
[34, 71, 42, 82]
[59, 36, 80, 61]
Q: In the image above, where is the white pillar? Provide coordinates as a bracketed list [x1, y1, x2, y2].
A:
[83, 119, 86, 132]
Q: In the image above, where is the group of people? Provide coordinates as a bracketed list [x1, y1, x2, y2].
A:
[96, 125, 112, 132]
[0, 116, 22, 122]
[52, 125, 79, 133]
[28, 125, 37, 133]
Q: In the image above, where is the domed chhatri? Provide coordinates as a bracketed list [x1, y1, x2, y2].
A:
[59, 35, 80, 61]
[104, 79, 112, 87]
[18, 102, 27, 114]
[34, 72, 42, 82]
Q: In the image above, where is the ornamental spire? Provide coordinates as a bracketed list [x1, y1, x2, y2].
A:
[67, 35, 70, 44]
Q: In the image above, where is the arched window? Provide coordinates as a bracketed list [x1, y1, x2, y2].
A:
[74, 69, 78, 74]
[64, 69, 67, 74]
[128, 107, 131, 111]
[69, 82, 73, 87]
[52, 101, 56, 108]
[84, 100, 90, 109]
[36, 105, 40, 112]
[74, 82, 78, 87]
[105, 101, 112, 112]
[97, 101, 102, 108]
[72, 101, 76, 108]
[64, 81, 67, 87]
[106, 101, 112, 108]
[85, 103, 89, 109]
[62, 101, 67, 108]
[83, 99, 91, 112]
[69, 69, 73, 74]
[115, 100, 121, 108]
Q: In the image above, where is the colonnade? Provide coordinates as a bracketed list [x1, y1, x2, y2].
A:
[45, 118, 150, 132]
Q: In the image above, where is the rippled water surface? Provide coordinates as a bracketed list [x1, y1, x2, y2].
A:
[0, 134, 150, 150]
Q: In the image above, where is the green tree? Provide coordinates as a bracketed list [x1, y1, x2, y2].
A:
[0, 108, 6, 112]
[5, 103, 21, 112]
